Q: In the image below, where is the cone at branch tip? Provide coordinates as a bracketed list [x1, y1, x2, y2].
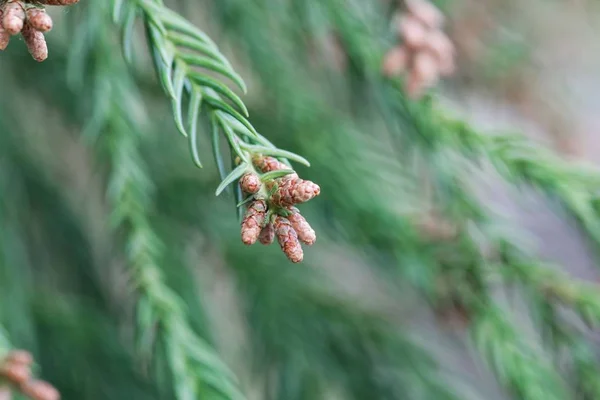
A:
[252, 155, 291, 173]
[2, 2, 25, 35]
[287, 207, 316, 245]
[0, 0, 79, 60]
[20, 380, 60, 400]
[270, 176, 320, 208]
[4, 350, 33, 366]
[274, 216, 303, 263]
[0, 363, 31, 385]
[240, 172, 261, 194]
[241, 200, 267, 245]
[36, 0, 79, 5]
[22, 22, 47, 62]
[237, 153, 319, 262]
[383, 1, 455, 98]
[259, 222, 275, 245]
[406, 0, 444, 29]
[26, 8, 52, 32]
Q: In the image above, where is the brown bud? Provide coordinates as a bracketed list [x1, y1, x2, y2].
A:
[274, 216, 303, 263]
[0, 28, 9, 51]
[4, 350, 33, 366]
[270, 176, 320, 208]
[239, 173, 261, 194]
[287, 208, 316, 245]
[382, 46, 409, 77]
[407, 51, 438, 98]
[292, 180, 320, 204]
[398, 15, 427, 49]
[407, 0, 444, 29]
[21, 22, 47, 62]
[2, 2, 25, 35]
[252, 155, 289, 173]
[241, 200, 267, 245]
[26, 8, 53, 33]
[20, 380, 60, 400]
[0, 363, 31, 385]
[424, 31, 455, 75]
[37, 0, 79, 5]
[258, 222, 275, 245]
[0, 9, 10, 50]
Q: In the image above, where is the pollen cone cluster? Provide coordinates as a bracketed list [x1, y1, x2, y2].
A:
[239, 155, 320, 263]
[0, 0, 79, 62]
[0, 350, 60, 400]
[382, 0, 455, 98]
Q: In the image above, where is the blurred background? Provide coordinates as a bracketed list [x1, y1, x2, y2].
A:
[2, 0, 600, 399]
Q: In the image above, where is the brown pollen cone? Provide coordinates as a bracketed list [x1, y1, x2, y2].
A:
[2, 2, 25, 35]
[0, 9, 10, 50]
[21, 22, 47, 62]
[287, 207, 316, 245]
[270, 176, 320, 208]
[239, 172, 261, 194]
[4, 351, 33, 366]
[20, 380, 60, 400]
[407, 51, 438, 98]
[398, 15, 427, 49]
[26, 8, 53, 33]
[241, 200, 267, 245]
[37, 0, 79, 5]
[258, 222, 275, 245]
[274, 216, 303, 263]
[406, 0, 444, 29]
[0, 363, 31, 385]
[252, 155, 289, 173]
[382, 45, 408, 77]
[0, 28, 8, 50]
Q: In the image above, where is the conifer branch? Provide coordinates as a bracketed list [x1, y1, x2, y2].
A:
[439, 116, 600, 246]
[471, 303, 569, 400]
[493, 258, 600, 328]
[112, 0, 309, 192]
[112, 0, 321, 261]
[0, 329, 60, 400]
[71, 3, 245, 399]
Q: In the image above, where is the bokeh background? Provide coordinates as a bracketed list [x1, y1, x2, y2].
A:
[2, 0, 600, 399]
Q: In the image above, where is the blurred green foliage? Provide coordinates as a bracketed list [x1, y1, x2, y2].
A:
[2, 1, 600, 400]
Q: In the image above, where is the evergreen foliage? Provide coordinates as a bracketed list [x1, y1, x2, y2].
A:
[1, 0, 600, 399]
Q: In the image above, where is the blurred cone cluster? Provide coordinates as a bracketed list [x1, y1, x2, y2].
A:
[240, 155, 320, 263]
[0, 351, 59, 400]
[383, 0, 456, 98]
[0, 0, 78, 61]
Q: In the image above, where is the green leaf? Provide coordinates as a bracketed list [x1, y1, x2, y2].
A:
[240, 143, 311, 167]
[233, 156, 245, 222]
[205, 98, 257, 139]
[211, 115, 228, 183]
[168, 32, 230, 66]
[260, 169, 295, 182]
[172, 60, 188, 137]
[112, 0, 125, 23]
[215, 164, 248, 196]
[218, 115, 248, 163]
[121, 5, 137, 64]
[136, 298, 156, 359]
[236, 196, 255, 208]
[146, 22, 176, 99]
[187, 88, 203, 168]
[140, 0, 219, 49]
[179, 53, 247, 94]
[188, 72, 248, 117]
